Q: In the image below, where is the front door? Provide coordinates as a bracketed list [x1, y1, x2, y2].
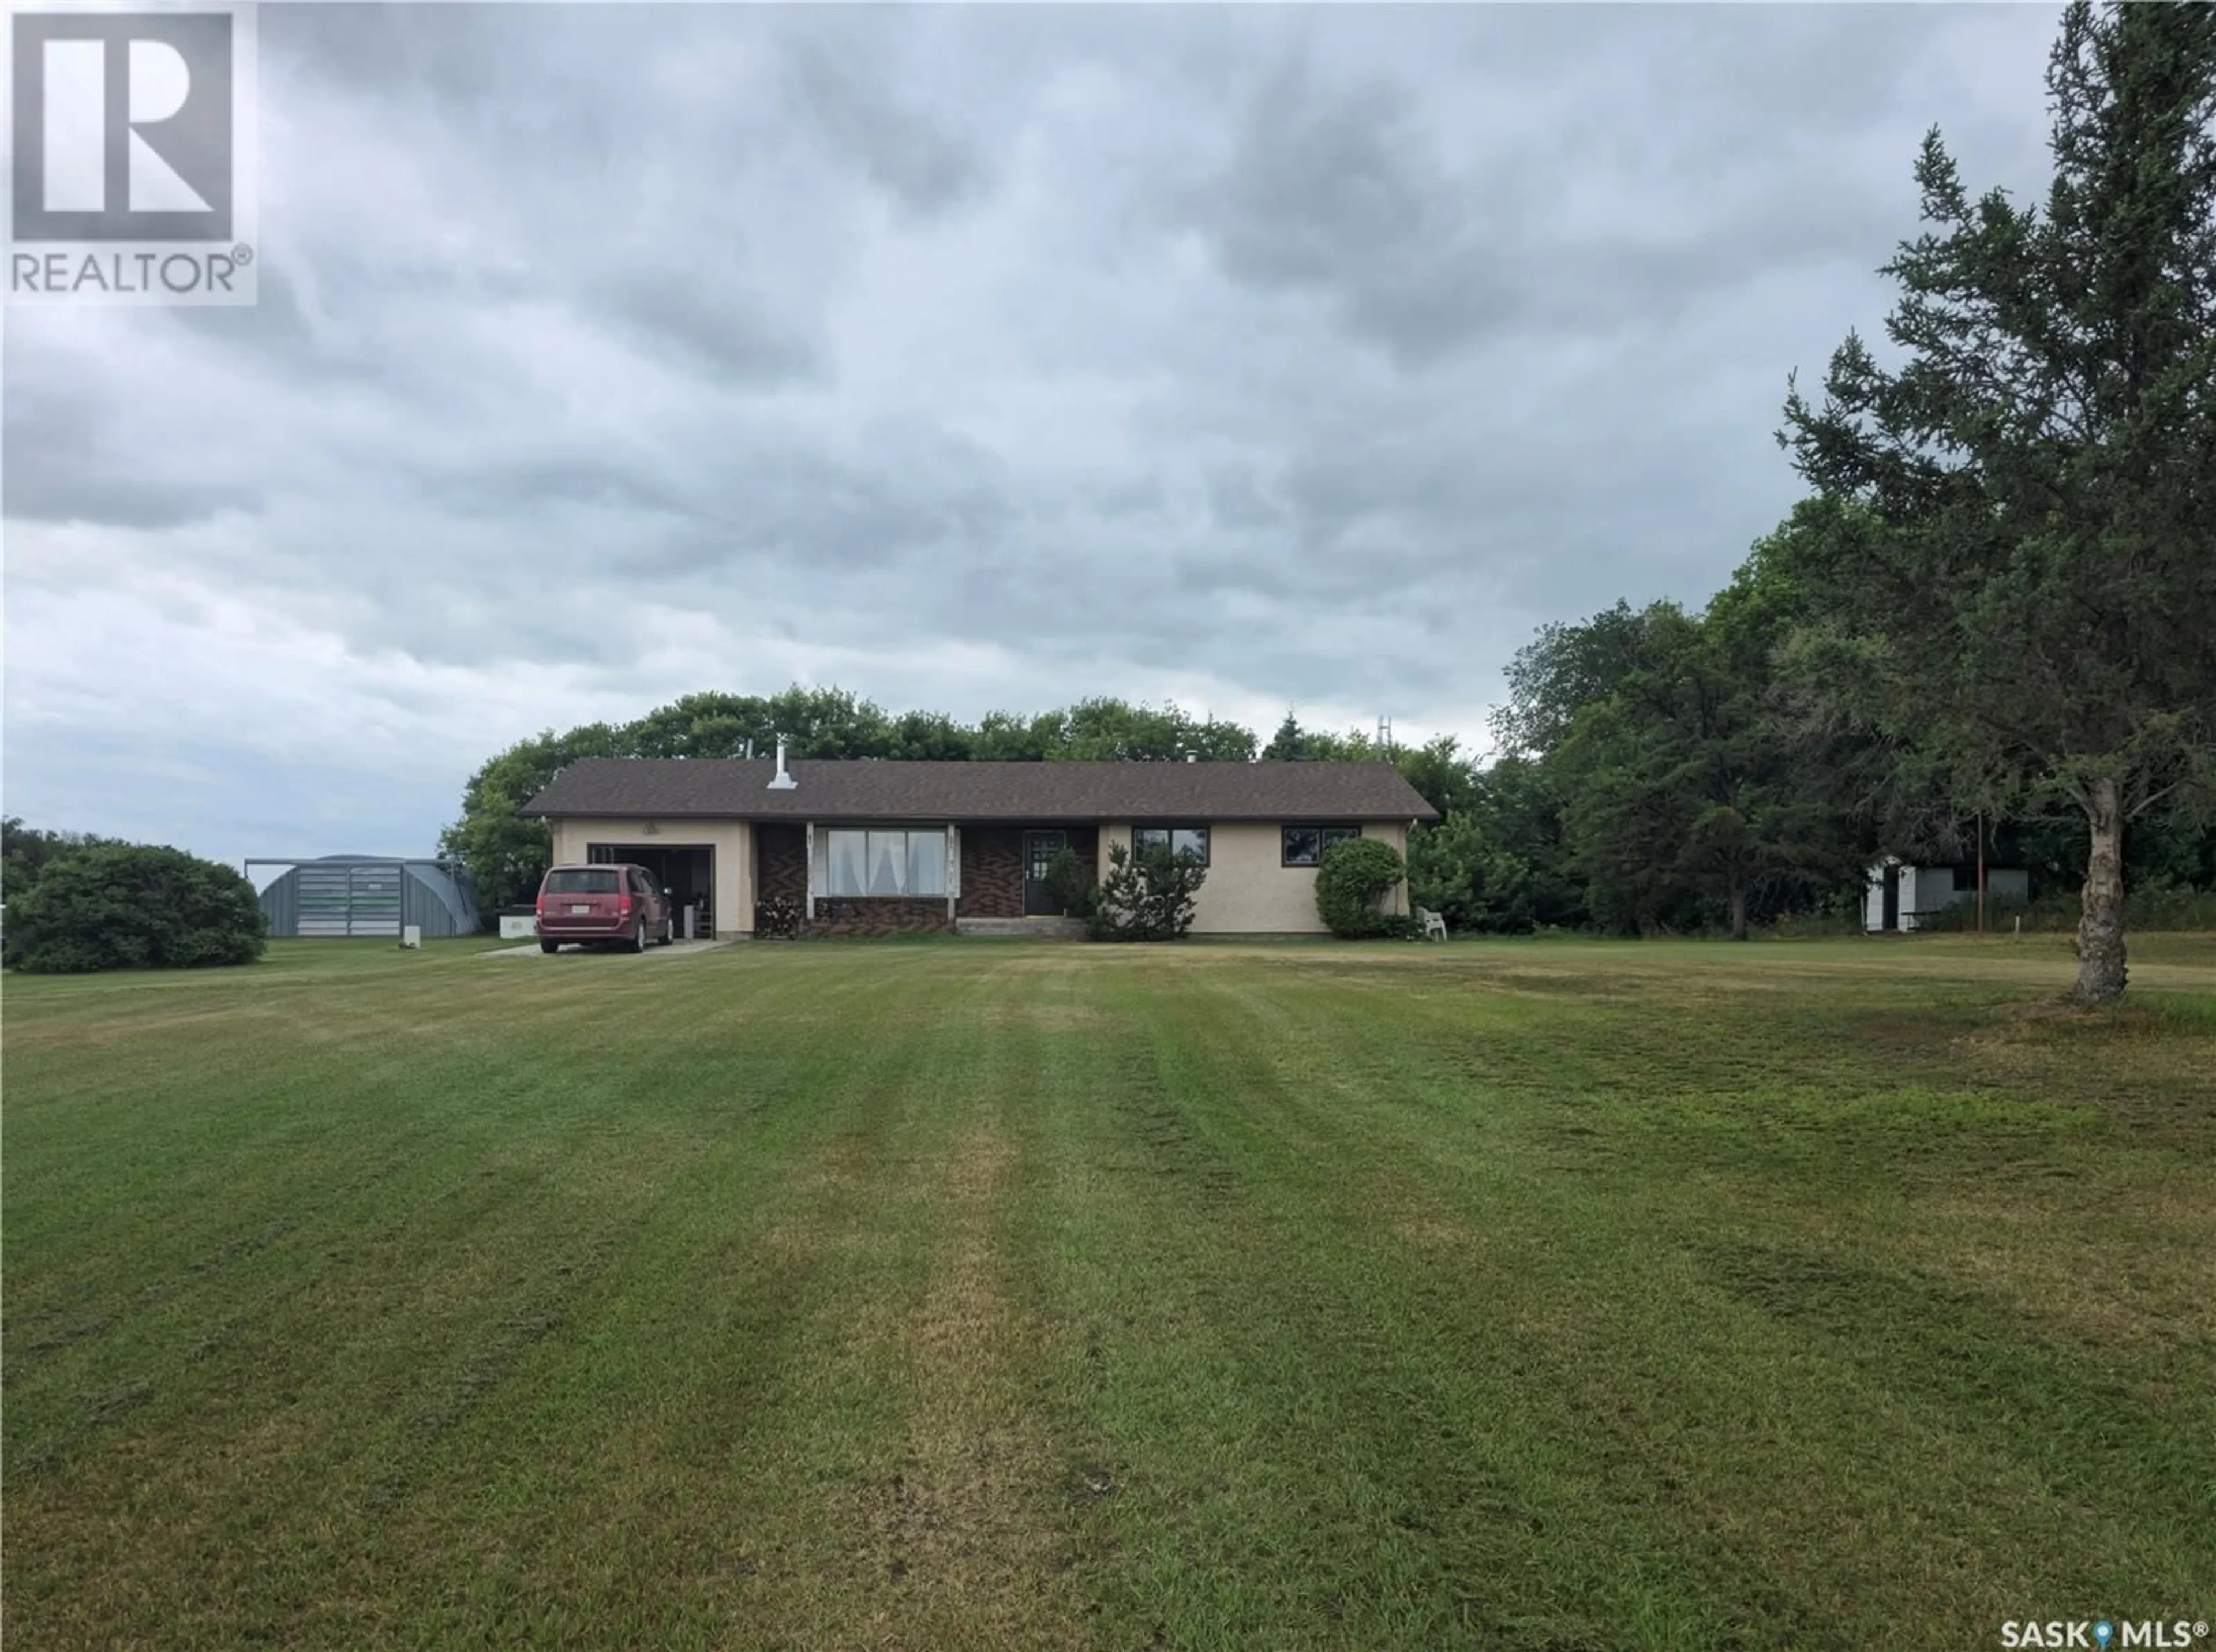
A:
[1023, 831, 1068, 916]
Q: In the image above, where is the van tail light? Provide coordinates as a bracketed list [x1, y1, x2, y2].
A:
[617, 893, 633, 917]
[534, 893, 546, 915]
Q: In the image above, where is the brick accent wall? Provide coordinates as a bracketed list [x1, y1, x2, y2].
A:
[805, 897, 953, 937]
[959, 827, 1023, 917]
[757, 825, 807, 909]
[959, 825, 1097, 919]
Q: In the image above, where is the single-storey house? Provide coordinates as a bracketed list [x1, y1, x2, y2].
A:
[519, 753, 1439, 938]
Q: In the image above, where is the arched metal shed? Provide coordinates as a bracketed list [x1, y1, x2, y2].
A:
[250, 856, 482, 939]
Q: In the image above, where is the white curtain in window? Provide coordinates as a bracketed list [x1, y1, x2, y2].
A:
[867, 831, 905, 895]
[908, 831, 946, 897]
[827, 830, 869, 897]
[823, 829, 948, 897]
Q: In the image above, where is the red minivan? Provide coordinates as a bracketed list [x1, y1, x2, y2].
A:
[535, 864, 674, 953]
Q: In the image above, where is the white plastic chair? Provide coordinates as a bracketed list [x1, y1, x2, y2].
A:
[1417, 906, 1448, 941]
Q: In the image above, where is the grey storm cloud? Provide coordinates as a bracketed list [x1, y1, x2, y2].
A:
[3, 2, 2062, 864]
[5, 372, 261, 530]
[592, 271, 828, 387]
[778, 28, 993, 219]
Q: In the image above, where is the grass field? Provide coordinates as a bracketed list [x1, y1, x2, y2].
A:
[6, 933, 2213, 1649]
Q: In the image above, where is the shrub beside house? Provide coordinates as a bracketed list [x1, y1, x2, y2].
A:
[1086, 841, 1206, 941]
[1316, 838, 1420, 939]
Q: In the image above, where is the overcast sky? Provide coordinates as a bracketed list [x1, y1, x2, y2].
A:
[3, 2, 2061, 867]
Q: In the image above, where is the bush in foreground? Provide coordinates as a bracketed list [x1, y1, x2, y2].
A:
[3, 845, 266, 974]
[1040, 846, 1098, 919]
[1087, 842, 1204, 941]
[754, 895, 802, 939]
[1316, 837, 1420, 939]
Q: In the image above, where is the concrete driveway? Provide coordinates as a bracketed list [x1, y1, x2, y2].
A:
[484, 938, 734, 959]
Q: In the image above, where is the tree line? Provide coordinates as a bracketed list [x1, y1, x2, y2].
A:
[1428, 503, 2216, 947]
[1434, 0, 2216, 1001]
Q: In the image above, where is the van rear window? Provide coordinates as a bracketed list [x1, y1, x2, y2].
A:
[544, 868, 621, 895]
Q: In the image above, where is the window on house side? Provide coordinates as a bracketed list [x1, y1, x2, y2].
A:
[1281, 825, 1361, 867]
[1133, 826, 1210, 866]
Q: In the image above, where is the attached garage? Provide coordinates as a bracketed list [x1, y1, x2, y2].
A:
[580, 840, 717, 938]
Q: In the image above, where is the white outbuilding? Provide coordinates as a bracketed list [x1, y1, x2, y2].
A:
[1865, 859, 2031, 931]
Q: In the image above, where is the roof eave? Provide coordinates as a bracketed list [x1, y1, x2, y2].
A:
[522, 807, 1436, 822]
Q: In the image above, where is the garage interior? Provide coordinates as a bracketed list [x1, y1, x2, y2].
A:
[586, 842, 715, 938]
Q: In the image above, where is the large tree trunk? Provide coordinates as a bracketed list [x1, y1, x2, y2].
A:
[2073, 777, 2127, 1002]
[1728, 879, 1749, 941]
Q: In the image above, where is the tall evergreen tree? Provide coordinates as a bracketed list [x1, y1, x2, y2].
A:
[1780, 1, 2216, 998]
[1260, 711, 1378, 763]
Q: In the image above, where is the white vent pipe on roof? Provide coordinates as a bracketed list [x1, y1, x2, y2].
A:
[768, 735, 797, 790]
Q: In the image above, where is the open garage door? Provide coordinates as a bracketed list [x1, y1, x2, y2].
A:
[587, 843, 714, 937]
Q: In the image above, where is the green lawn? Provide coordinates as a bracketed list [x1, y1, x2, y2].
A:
[6, 934, 2213, 1649]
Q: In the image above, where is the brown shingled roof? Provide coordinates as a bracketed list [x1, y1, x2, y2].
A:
[521, 758, 1438, 823]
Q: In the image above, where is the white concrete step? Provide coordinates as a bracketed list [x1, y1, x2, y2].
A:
[956, 916, 1088, 940]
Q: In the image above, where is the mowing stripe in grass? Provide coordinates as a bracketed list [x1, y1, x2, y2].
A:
[5, 936, 2210, 1647]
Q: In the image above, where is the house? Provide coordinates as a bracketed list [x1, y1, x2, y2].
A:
[1864, 857, 2031, 932]
[518, 750, 1439, 938]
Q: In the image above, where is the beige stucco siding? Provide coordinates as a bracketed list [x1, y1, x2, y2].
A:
[1099, 819, 1412, 935]
[546, 817, 755, 936]
[1189, 823, 1326, 934]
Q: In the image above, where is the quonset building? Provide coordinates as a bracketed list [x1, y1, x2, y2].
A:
[252, 855, 481, 939]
